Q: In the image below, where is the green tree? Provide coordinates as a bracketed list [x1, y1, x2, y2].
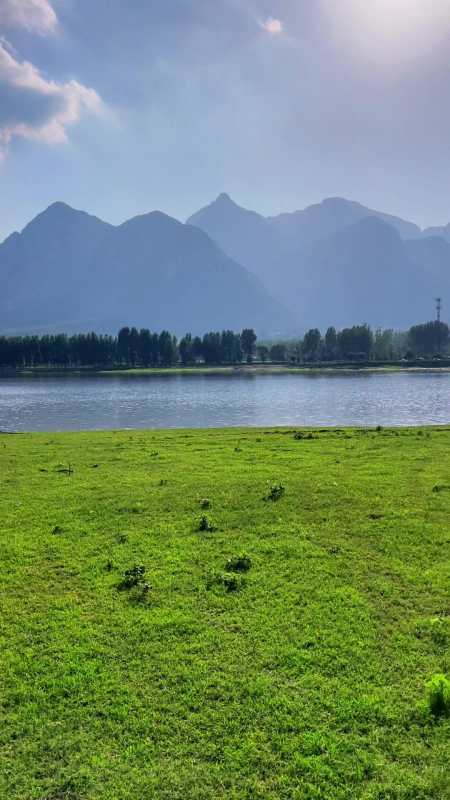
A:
[302, 329, 322, 361]
[179, 333, 193, 365]
[257, 345, 269, 363]
[269, 343, 287, 362]
[324, 326, 339, 360]
[241, 329, 257, 363]
[408, 321, 449, 356]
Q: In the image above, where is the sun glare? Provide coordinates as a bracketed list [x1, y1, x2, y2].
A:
[327, 0, 450, 66]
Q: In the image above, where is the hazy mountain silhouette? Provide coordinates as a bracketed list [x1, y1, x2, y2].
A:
[268, 196, 421, 248]
[189, 194, 448, 328]
[421, 223, 450, 243]
[0, 203, 291, 335]
[187, 193, 283, 286]
[277, 217, 428, 329]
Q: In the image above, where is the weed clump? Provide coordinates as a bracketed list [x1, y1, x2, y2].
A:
[198, 514, 215, 532]
[226, 553, 252, 573]
[200, 498, 211, 510]
[426, 674, 450, 718]
[264, 483, 285, 502]
[206, 572, 245, 592]
[118, 564, 146, 590]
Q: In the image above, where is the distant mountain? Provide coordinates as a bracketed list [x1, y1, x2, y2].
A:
[268, 196, 421, 249]
[187, 193, 283, 286]
[421, 223, 450, 243]
[276, 217, 428, 329]
[0, 203, 291, 335]
[188, 194, 448, 328]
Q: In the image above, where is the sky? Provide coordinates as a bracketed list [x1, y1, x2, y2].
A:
[2, 0, 450, 241]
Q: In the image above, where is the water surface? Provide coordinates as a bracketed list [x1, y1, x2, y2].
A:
[0, 372, 448, 432]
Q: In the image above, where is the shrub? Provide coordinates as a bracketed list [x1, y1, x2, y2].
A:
[119, 564, 146, 590]
[226, 553, 252, 573]
[200, 498, 211, 510]
[426, 673, 450, 718]
[206, 572, 245, 592]
[51, 525, 63, 535]
[198, 514, 215, 532]
[264, 483, 285, 502]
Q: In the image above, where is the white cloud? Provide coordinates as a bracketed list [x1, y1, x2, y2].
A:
[260, 16, 283, 35]
[0, 40, 103, 158]
[0, 0, 57, 35]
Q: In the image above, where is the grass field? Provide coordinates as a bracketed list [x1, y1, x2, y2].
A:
[1, 426, 449, 799]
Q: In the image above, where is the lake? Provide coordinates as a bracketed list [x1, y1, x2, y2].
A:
[0, 371, 448, 432]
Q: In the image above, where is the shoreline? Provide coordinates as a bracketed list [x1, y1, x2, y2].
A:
[1, 362, 450, 378]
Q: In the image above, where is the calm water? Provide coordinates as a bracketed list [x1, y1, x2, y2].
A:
[0, 372, 448, 432]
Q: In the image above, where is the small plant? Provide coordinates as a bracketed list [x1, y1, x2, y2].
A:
[426, 673, 450, 718]
[200, 498, 211, 510]
[51, 525, 63, 535]
[117, 533, 128, 544]
[226, 553, 252, 573]
[105, 559, 114, 572]
[198, 514, 215, 532]
[206, 572, 245, 592]
[55, 463, 74, 475]
[432, 483, 449, 493]
[119, 564, 146, 590]
[264, 483, 285, 502]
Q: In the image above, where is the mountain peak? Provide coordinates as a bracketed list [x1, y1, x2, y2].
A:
[216, 192, 233, 203]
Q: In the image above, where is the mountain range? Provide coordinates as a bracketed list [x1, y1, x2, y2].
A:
[0, 202, 289, 335]
[188, 195, 449, 329]
[0, 194, 449, 335]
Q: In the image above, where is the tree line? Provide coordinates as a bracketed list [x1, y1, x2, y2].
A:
[265, 321, 449, 363]
[0, 321, 448, 369]
[0, 327, 256, 368]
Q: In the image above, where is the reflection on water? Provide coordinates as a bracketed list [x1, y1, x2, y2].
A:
[0, 371, 448, 432]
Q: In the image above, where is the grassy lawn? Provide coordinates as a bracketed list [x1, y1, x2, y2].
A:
[1, 426, 449, 799]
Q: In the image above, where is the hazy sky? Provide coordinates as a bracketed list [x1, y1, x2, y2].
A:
[2, 0, 450, 242]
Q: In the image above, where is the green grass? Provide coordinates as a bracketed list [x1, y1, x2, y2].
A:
[1, 426, 449, 799]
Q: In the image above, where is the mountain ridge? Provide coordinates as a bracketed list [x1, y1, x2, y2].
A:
[188, 194, 449, 329]
[0, 202, 291, 336]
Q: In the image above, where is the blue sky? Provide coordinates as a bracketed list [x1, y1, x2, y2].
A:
[2, 0, 450, 241]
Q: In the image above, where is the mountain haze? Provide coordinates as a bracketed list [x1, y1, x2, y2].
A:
[0, 203, 291, 335]
[188, 195, 449, 329]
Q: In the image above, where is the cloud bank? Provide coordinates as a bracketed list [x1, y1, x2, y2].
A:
[0, 0, 57, 35]
[0, 0, 104, 158]
[0, 40, 103, 158]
